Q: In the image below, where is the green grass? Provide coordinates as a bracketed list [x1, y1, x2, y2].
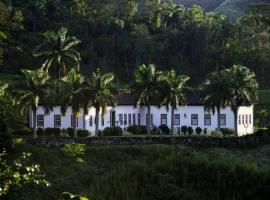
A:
[6, 143, 270, 200]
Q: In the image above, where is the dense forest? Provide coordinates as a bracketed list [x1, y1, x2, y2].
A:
[0, 0, 270, 85]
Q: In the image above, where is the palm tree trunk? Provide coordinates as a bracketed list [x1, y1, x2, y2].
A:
[33, 108, 37, 139]
[147, 105, 151, 136]
[217, 107, 221, 130]
[95, 106, 100, 137]
[171, 107, 174, 135]
[233, 107, 238, 136]
[73, 112, 77, 138]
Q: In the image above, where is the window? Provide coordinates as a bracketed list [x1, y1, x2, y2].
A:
[119, 114, 123, 125]
[174, 114, 180, 125]
[37, 115, 44, 127]
[124, 114, 127, 125]
[204, 114, 211, 126]
[249, 114, 252, 124]
[146, 114, 153, 125]
[160, 114, 167, 125]
[242, 115, 244, 124]
[89, 116, 93, 127]
[138, 114, 141, 125]
[191, 114, 198, 125]
[238, 114, 241, 125]
[128, 114, 131, 125]
[71, 115, 78, 127]
[54, 115, 61, 127]
[133, 114, 136, 125]
[220, 114, 226, 126]
[245, 114, 248, 125]
[101, 117, 104, 126]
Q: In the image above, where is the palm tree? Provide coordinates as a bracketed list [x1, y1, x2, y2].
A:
[58, 68, 85, 138]
[34, 27, 81, 78]
[200, 70, 231, 130]
[84, 69, 117, 136]
[225, 65, 258, 135]
[13, 69, 50, 139]
[161, 70, 190, 135]
[133, 64, 162, 135]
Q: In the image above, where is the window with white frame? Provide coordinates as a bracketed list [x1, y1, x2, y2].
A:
[89, 116, 93, 127]
[54, 115, 61, 127]
[146, 114, 153, 125]
[220, 114, 226, 126]
[238, 114, 241, 125]
[37, 115, 44, 127]
[245, 114, 248, 124]
[119, 114, 123, 125]
[174, 114, 180, 125]
[160, 114, 167, 125]
[191, 114, 198, 125]
[242, 114, 244, 124]
[249, 114, 252, 124]
[128, 114, 131, 125]
[101, 117, 104, 126]
[204, 114, 211, 126]
[71, 115, 78, 127]
[138, 113, 141, 125]
[133, 114, 136, 125]
[124, 114, 127, 125]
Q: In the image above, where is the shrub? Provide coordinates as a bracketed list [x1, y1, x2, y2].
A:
[181, 126, 188, 135]
[159, 125, 170, 134]
[203, 128, 207, 135]
[0, 132, 14, 151]
[211, 130, 223, 137]
[188, 126, 193, 135]
[103, 126, 123, 136]
[36, 128, 44, 137]
[151, 126, 160, 135]
[44, 128, 61, 137]
[12, 127, 32, 137]
[220, 128, 235, 136]
[67, 128, 74, 137]
[127, 125, 147, 135]
[77, 130, 89, 137]
[255, 128, 268, 136]
[195, 127, 202, 135]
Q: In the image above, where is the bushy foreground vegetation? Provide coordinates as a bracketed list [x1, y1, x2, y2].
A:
[5, 143, 270, 200]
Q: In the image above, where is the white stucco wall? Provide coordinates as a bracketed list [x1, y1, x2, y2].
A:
[31, 105, 254, 136]
[237, 105, 254, 136]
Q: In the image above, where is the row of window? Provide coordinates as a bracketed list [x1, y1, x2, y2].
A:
[238, 114, 252, 125]
[118, 113, 140, 126]
[37, 115, 78, 128]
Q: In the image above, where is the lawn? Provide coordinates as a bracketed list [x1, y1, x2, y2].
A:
[6, 142, 270, 200]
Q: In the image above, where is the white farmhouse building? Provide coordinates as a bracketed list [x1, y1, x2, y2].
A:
[29, 91, 254, 136]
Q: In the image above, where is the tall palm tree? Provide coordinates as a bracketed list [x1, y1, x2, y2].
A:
[13, 69, 50, 139]
[161, 70, 190, 135]
[58, 68, 85, 138]
[34, 27, 81, 78]
[200, 70, 231, 130]
[84, 69, 117, 136]
[133, 64, 162, 135]
[225, 65, 258, 135]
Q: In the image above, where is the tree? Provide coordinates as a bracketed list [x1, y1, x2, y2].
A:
[133, 64, 162, 135]
[13, 69, 50, 138]
[84, 69, 117, 136]
[225, 65, 258, 135]
[58, 68, 85, 138]
[34, 27, 81, 78]
[161, 69, 189, 135]
[200, 70, 231, 130]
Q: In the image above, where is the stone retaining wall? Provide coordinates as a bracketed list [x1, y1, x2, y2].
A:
[29, 135, 264, 148]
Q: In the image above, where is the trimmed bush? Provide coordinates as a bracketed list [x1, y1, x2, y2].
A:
[77, 130, 89, 137]
[181, 126, 188, 135]
[159, 125, 170, 134]
[195, 127, 202, 135]
[203, 128, 208, 135]
[0, 132, 14, 151]
[103, 126, 123, 136]
[255, 128, 268, 136]
[220, 128, 235, 136]
[127, 125, 147, 135]
[211, 130, 223, 137]
[67, 128, 74, 137]
[12, 127, 32, 137]
[151, 126, 160, 135]
[36, 128, 45, 137]
[188, 126, 193, 135]
[44, 128, 61, 137]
